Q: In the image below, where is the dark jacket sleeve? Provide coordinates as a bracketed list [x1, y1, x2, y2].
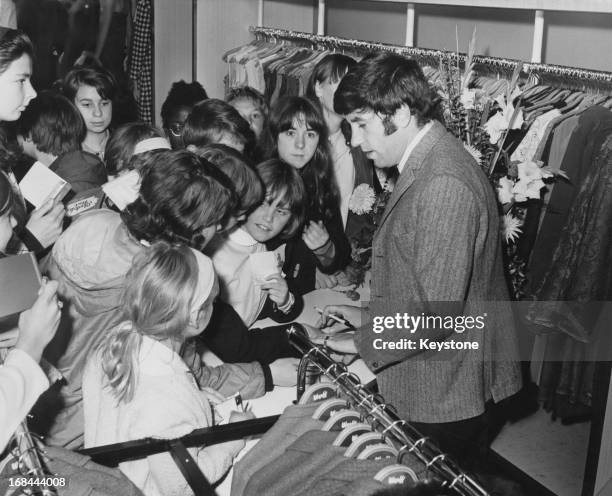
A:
[318, 203, 351, 274]
[280, 238, 317, 295]
[200, 300, 300, 365]
[257, 291, 304, 323]
[13, 226, 45, 254]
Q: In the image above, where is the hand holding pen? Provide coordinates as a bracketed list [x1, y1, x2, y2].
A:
[315, 305, 361, 333]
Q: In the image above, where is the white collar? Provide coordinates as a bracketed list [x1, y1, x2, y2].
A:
[396, 121, 434, 174]
[229, 227, 259, 247]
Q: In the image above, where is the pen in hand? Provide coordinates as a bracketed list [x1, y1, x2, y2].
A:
[314, 306, 356, 332]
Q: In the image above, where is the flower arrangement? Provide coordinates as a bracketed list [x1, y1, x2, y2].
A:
[337, 182, 393, 290]
[436, 29, 566, 299]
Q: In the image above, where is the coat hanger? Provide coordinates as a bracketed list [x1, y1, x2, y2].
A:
[322, 409, 363, 431]
[298, 382, 340, 405]
[357, 443, 398, 461]
[344, 432, 387, 458]
[374, 464, 419, 486]
[312, 398, 350, 421]
[333, 423, 374, 447]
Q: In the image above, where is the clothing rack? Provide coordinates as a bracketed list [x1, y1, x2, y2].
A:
[287, 325, 489, 496]
[249, 26, 612, 91]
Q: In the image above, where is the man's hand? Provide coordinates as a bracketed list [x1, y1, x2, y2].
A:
[269, 357, 299, 387]
[316, 304, 365, 332]
[260, 275, 289, 307]
[312, 333, 358, 355]
[302, 221, 330, 251]
[26, 198, 64, 249]
[16, 279, 62, 363]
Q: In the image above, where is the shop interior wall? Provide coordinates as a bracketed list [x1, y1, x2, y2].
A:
[153, 0, 193, 126]
[325, 1, 612, 72]
[196, 0, 316, 99]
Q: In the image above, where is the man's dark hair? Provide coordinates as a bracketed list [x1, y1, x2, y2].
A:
[121, 150, 237, 250]
[194, 144, 263, 216]
[16, 90, 85, 156]
[183, 98, 255, 156]
[160, 80, 208, 128]
[334, 52, 440, 129]
[62, 65, 117, 102]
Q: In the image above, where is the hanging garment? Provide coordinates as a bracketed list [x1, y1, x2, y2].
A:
[231, 402, 325, 496]
[128, 0, 153, 123]
[528, 106, 612, 294]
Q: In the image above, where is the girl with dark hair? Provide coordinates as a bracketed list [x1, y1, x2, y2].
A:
[160, 79, 208, 149]
[183, 98, 257, 162]
[261, 96, 350, 294]
[62, 65, 116, 159]
[0, 28, 65, 254]
[206, 158, 306, 327]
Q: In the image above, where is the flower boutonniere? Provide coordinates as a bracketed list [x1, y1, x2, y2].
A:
[348, 183, 376, 215]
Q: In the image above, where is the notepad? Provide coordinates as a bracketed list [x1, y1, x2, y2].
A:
[19, 161, 72, 209]
[0, 252, 42, 332]
[101, 170, 140, 211]
[249, 251, 282, 284]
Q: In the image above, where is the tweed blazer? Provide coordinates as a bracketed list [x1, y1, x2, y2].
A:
[356, 121, 521, 423]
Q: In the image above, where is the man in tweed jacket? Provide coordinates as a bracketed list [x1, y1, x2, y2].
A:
[322, 52, 522, 462]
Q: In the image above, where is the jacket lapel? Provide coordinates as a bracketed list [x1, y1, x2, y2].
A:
[376, 121, 447, 230]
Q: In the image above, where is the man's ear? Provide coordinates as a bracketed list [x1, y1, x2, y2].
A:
[393, 105, 413, 128]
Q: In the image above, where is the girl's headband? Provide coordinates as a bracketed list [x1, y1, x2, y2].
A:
[133, 137, 171, 155]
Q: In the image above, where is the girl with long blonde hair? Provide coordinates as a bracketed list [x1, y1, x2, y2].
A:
[83, 241, 251, 496]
